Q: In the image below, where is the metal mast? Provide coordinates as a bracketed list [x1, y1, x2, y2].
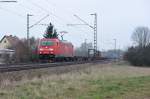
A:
[91, 13, 97, 56]
[27, 14, 33, 48]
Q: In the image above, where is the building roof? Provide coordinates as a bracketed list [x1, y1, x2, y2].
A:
[0, 35, 20, 47]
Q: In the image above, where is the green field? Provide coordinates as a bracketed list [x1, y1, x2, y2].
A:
[0, 62, 150, 99]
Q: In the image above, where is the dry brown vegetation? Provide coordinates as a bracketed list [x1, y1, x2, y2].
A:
[0, 61, 150, 99]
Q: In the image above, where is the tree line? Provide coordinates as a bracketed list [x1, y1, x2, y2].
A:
[124, 26, 150, 66]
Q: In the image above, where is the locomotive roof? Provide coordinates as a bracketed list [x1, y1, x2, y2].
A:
[40, 38, 72, 44]
[41, 38, 59, 41]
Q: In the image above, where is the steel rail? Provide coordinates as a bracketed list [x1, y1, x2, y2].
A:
[0, 60, 111, 73]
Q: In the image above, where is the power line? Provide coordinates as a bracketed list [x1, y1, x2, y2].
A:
[24, 1, 66, 24]
[44, 0, 56, 7]
[0, 6, 25, 19]
[43, 0, 77, 19]
[0, 0, 17, 2]
[18, 3, 37, 14]
[43, 0, 74, 22]
[26, 0, 71, 30]
[27, 0, 53, 15]
[17, 0, 49, 19]
[17, 1, 51, 25]
[74, 15, 94, 29]
[42, 0, 89, 30]
[29, 14, 49, 28]
[26, 0, 92, 42]
[42, 0, 93, 36]
[27, 0, 73, 25]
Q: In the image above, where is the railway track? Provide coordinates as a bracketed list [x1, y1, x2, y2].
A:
[0, 59, 111, 73]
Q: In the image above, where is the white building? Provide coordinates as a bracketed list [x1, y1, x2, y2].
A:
[0, 49, 15, 64]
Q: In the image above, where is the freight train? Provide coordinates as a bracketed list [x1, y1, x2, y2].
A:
[37, 38, 101, 61]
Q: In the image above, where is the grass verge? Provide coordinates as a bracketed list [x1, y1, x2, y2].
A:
[0, 62, 150, 99]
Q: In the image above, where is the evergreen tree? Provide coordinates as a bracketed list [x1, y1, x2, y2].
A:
[53, 29, 58, 38]
[43, 23, 58, 38]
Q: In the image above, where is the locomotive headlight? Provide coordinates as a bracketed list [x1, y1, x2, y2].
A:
[49, 48, 54, 51]
[39, 48, 44, 51]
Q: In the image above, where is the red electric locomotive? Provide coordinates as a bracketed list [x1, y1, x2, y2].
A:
[38, 38, 74, 60]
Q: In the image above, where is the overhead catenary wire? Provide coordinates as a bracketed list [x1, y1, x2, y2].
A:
[0, 0, 94, 50]
[29, 14, 49, 28]
[43, 0, 74, 22]
[0, 0, 93, 35]
[27, 0, 86, 30]
[18, 3, 38, 14]
[26, 0, 69, 27]
[42, 0, 93, 38]
[26, 0, 57, 18]
[0, 0, 17, 3]
[0, 6, 25, 20]
[26, 0, 73, 34]
[26, 0, 84, 27]
[16, 1, 51, 23]
[15, 0, 93, 42]
[21, 3, 67, 37]
[42, 0, 86, 26]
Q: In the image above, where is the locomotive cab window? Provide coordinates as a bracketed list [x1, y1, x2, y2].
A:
[40, 41, 54, 46]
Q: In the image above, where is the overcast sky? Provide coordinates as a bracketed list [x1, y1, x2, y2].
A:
[0, 0, 149, 50]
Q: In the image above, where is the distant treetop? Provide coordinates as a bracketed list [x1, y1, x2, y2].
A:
[43, 23, 58, 39]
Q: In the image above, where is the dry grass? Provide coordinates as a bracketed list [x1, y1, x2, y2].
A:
[0, 61, 150, 99]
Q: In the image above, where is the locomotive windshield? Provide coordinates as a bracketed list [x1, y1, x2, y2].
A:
[40, 41, 54, 46]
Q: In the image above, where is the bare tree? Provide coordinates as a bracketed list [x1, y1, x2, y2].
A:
[132, 27, 150, 47]
[13, 37, 39, 63]
[14, 40, 29, 63]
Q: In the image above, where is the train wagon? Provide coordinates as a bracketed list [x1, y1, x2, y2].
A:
[38, 38, 74, 60]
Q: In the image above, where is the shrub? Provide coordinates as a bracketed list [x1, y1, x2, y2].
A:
[124, 45, 150, 66]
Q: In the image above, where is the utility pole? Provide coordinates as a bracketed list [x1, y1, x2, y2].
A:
[67, 13, 98, 57]
[113, 39, 117, 61]
[84, 39, 87, 49]
[84, 39, 87, 56]
[27, 14, 33, 48]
